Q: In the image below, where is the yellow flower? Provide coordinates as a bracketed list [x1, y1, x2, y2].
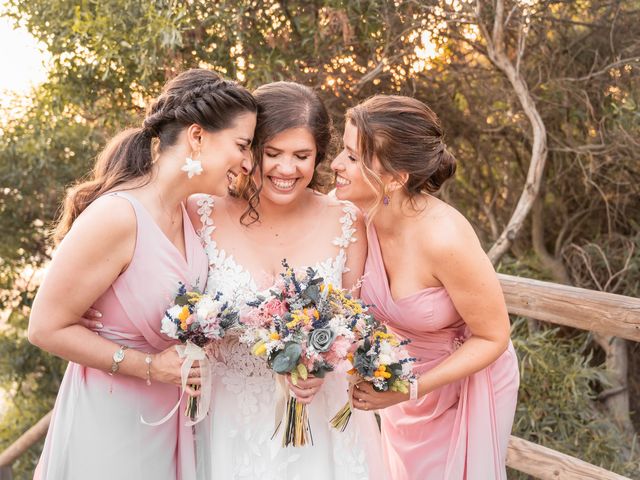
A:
[374, 365, 392, 379]
[252, 341, 267, 356]
[187, 292, 202, 304]
[270, 332, 280, 340]
[178, 306, 190, 330]
[178, 306, 190, 321]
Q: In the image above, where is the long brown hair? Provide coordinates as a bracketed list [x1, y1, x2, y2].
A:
[54, 69, 257, 243]
[346, 95, 456, 217]
[235, 81, 332, 225]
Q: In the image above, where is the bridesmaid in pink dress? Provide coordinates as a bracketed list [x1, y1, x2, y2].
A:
[28, 69, 257, 480]
[331, 95, 519, 479]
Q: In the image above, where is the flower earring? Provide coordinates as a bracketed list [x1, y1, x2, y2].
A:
[182, 151, 203, 179]
[383, 185, 391, 206]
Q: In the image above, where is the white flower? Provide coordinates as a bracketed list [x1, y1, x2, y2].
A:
[161, 314, 178, 339]
[197, 297, 222, 322]
[166, 304, 183, 319]
[181, 156, 203, 178]
[379, 341, 393, 357]
[379, 353, 392, 365]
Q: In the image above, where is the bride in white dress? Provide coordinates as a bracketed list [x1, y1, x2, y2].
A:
[188, 82, 385, 480]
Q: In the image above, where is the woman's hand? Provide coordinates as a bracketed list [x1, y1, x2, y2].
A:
[350, 381, 409, 411]
[150, 347, 202, 396]
[286, 374, 325, 405]
[79, 307, 104, 331]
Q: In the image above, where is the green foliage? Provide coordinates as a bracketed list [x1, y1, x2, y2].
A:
[0, 308, 66, 479]
[0, 0, 639, 476]
[510, 318, 639, 478]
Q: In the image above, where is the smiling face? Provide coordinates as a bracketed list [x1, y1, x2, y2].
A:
[197, 111, 257, 196]
[257, 126, 317, 205]
[330, 121, 379, 208]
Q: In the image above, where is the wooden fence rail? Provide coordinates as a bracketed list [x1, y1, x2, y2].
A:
[2, 274, 639, 479]
[506, 436, 632, 480]
[498, 274, 640, 342]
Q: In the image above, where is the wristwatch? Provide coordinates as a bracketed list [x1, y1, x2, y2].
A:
[109, 345, 129, 375]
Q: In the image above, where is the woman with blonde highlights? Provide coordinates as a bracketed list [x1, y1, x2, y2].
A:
[331, 95, 519, 480]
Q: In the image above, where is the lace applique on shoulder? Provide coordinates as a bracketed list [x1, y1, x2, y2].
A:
[332, 201, 358, 249]
[196, 195, 215, 246]
[326, 201, 359, 275]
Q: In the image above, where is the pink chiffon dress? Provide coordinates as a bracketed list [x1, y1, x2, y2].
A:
[361, 224, 519, 480]
[34, 191, 208, 480]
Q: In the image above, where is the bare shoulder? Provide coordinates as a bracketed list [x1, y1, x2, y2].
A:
[55, 195, 137, 269]
[76, 194, 137, 240]
[417, 198, 482, 258]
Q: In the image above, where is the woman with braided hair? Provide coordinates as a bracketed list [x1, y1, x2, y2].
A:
[28, 68, 257, 480]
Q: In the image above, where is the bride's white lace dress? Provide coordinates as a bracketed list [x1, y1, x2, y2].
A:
[194, 196, 385, 480]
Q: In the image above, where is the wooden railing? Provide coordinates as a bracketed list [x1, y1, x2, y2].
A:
[1, 274, 639, 479]
[499, 274, 639, 480]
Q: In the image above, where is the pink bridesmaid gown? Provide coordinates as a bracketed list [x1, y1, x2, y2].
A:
[34, 192, 208, 480]
[361, 224, 519, 480]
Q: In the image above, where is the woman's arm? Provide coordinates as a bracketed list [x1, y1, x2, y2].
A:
[29, 197, 191, 388]
[352, 209, 510, 409]
[413, 211, 510, 396]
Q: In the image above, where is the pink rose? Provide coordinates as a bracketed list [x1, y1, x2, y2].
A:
[264, 298, 288, 317]
[323, 337, 351, 366]
[242, 308, 265, 327]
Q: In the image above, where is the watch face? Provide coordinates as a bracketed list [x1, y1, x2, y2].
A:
[114, 349, 126, 362]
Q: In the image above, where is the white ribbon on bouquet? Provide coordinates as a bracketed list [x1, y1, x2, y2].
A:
[141, 341, 212, 427]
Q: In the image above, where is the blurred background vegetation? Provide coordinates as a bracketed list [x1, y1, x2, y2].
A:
[0, 1, 638, 478]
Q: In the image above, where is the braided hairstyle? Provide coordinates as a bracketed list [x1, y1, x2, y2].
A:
[54, 69, 257, 243]
[346, 95, 456, 218]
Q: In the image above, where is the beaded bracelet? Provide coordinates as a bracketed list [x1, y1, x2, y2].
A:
[144, 354, 153, 386]
[409, 378, 419, 401]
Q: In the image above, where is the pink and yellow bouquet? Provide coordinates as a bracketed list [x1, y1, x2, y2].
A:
[330, 325, 416, 431]
[156, 282, 240, 424]
[239, 260, 376, 447]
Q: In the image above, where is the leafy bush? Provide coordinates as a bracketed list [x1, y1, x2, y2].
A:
[509, 318, 639, 479]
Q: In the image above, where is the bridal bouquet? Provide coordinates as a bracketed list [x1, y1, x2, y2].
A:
[240, 260, 375, 447]
[151, 282, 239, 425]
[330, 326, 416, 431]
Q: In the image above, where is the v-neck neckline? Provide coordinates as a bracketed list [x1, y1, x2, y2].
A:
[367, 223, 443, 305]
[117, 191, 192, 267]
